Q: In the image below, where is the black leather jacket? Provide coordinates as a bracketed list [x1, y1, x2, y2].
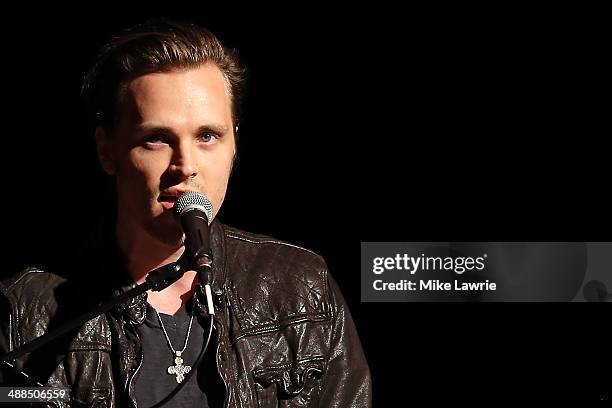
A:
[0, 221, 371, 407]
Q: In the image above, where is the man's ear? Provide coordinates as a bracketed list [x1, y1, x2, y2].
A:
[95, 127, 117, 175]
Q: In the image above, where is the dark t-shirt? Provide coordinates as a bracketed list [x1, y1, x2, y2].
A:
[133, 301, 210, 408]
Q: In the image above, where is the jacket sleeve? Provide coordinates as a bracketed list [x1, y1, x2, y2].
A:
[318, 272, 372, 407]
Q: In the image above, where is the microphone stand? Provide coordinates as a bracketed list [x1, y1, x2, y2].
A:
[1, 261, 187, 380]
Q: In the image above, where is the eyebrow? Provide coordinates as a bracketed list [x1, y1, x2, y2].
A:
[137, 123, 231, 136]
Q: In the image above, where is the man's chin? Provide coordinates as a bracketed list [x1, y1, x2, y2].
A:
[144, 220, 184, 248]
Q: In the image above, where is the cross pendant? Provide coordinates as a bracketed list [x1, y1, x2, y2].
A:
[167, 351, 191, 383]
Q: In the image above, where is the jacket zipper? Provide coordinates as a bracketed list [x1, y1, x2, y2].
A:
[127, 321, 144, 408]
[8, 314, 13, 351]
[217, 331, 229, 407]
[215, 307, 231, 408]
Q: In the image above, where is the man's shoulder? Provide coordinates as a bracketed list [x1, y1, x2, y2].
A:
[1, 268, 73, 346]
[219, 224, 333, 335]
[221, 224, 327, 273]
[1, 267, 112, 350]
[0, 267, 67, 307]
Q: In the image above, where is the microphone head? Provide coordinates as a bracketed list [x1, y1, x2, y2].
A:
[173, 191, 214, 225]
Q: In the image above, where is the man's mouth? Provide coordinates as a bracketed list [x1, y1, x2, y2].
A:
[158, 189, 198, 211]
[158, 195, 177, 210]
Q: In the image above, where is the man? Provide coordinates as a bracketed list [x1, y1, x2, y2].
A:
[0, 20, 371, 407]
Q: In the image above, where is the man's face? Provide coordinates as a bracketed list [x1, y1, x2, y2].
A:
[97, 64, 236, 246]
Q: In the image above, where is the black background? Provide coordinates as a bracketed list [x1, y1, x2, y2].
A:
[2, 4, 610, 405]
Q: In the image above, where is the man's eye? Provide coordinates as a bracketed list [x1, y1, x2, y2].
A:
[198, 132, 218, 144]
[144, 134, 167, 144]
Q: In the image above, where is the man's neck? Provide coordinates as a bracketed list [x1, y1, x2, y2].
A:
[116, 214, 197, 315]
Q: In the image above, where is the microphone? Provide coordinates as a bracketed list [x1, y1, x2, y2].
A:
[173, 191, 216, 315]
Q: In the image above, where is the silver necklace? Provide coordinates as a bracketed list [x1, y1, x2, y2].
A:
[154, 307, 195, 383]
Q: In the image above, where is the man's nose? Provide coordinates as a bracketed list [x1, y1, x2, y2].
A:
[169, 142, 197, 179]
